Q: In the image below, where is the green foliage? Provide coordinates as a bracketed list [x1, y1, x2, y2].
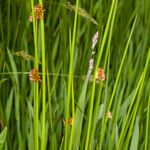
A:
[0, 0, 150, 150]
[0, 127, 7, 150]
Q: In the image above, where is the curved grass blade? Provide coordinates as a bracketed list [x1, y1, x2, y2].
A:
[130, 116, 139, 150]
[145, 93, 150, 150]
[0, 127, 7, 150]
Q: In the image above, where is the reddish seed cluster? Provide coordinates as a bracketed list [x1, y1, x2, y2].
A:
[29, 68, 42, 82]
[96, 68, 105, 81]
[68, 117, 72, 125]
[63, 117, 72, 126]
[29, 4, 44, 22]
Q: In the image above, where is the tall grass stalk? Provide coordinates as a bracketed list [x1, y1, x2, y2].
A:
[30, 0, 39, 150]
[90, 0, 118, 147]
[85, 0, 117, 149]
[100, 15, 137, 149]
[68, 28, 74, 150]
[6, 0, 10, 47]
[38, 0, 46, 149]
[145, 92, 150, 150]
[117, 47, 150, 149]
[7, 49, 23, 149]
[64, 0, 79, 149]
[125, 47, 150, 148]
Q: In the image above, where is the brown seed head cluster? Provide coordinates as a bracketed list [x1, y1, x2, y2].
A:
[29, 4, 44, 22]
[29, 68, 42, 82]
[62, 117, 72, 126]
[68, 117, 72, 125]
[96, 68, 105, 81]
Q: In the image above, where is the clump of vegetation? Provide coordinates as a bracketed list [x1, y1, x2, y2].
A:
[0, 0, 150, 150]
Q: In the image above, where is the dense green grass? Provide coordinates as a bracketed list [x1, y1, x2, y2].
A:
[0, 0, 150, 150]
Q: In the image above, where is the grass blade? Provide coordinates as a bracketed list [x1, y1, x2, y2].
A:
[130, 116, 139, 150]
[0, 127, 7, 150]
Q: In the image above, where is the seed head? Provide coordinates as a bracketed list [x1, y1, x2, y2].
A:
[29, 68, 42, 82]
[29, 4, 44, 22]
[96, 68, 105, 81]
[88, 58, 94, 75]
[92, 31, 99, 50]
[62, 117, 72, 126]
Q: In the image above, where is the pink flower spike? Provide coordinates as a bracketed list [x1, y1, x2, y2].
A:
[92, 31, 99, 50]
[88, 58, 94, 75]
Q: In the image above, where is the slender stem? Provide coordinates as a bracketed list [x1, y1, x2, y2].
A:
[85, 0, 117, 149]
[31, 0, 39, 150]
[7, 0, 10, 47]
[101, 16, 137, 150]
[65, 1, 79, 149]
[39, 0, 46, 149]
[68, 28, 75, 150]
[145, 93, 150, 150]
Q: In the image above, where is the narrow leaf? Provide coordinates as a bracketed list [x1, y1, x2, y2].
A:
[130, 116, 139, 150]
[0, 127, 7, 150]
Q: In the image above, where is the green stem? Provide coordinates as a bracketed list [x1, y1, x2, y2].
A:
[39, 0, 46, 149]
[118, 47, 150, 149]
[31, 0, 39, 150]
[101, 16, 137, 150]
[68, 28, 75, 150]
[145, 92, 150, 150]
[7, 0, 10, 47]
[65, 1, 79, 150]
[85, 0, 117, 149]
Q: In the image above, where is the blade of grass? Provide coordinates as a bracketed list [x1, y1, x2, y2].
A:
[129, 116, 139, 150]
[99, 16, 137, 150]
[0, 127, 7, 150]
[116, 72, 143, 149]
[38, 0, 46, 149]
[47, 63, 62, 150]
[0, 10, 4, 48]
[85, 0, 117, 149]
[64, 0, 79, 149]
[145, 93, 150, 150]
[68, 27, 74, 150]
[89, 0, 118, 147]
[7, 48, 25, 149]
[27, 99, 34, 150]
[121, 47, 150, 149]
[108, 83, 126, 149]
[118, 48, 150, 150]
[6, 0, 10, 47]
[30, 0, 39, 150]
[5, 88, 13, 122]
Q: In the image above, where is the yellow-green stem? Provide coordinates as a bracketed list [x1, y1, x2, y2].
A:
[39, 0, 46, 149]
[31, 0, 39, 150]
